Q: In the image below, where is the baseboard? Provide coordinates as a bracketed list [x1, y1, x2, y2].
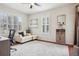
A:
[16, 39, 73, 47]
[36, 39, 73, 47]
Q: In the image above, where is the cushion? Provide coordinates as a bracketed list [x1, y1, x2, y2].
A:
[18, 32, 24, 37]
[23, 31, 27, 36]
[26, 29, 30, 33]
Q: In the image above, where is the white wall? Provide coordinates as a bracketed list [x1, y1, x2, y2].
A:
[0, 4, 75, 45]
[28, 4, 76, 45]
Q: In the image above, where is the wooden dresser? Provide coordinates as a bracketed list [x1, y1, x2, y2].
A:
[0, 37, 10, 56]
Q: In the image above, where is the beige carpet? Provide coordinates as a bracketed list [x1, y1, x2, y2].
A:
[11, 41, 69, 56]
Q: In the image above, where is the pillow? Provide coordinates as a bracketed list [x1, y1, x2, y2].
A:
[18, 32, 24, 37]
[23, 31, 26, 36]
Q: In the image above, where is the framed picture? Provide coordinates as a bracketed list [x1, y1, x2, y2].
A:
[30, 18, 38, 27]
[57, 15, 66, 26]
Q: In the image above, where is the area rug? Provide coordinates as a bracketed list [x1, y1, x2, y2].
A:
[10, 41, 69, 56]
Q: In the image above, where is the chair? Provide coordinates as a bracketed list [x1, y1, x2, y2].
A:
[8, 29, 17, 51]
[8, 29, 16, 45]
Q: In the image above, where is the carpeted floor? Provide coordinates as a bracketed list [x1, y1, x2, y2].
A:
[10, 41, 69, 56]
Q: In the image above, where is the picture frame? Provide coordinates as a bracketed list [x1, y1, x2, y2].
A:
[30, 18, 38, 27]
[57, 15, 66, 26]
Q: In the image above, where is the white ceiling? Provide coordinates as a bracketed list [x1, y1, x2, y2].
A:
[2, 3, 71, 14]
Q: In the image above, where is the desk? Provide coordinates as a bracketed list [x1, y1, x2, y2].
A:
[0, 36, 10, 56]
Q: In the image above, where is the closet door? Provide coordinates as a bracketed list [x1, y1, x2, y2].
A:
[75, 5, 79, 46]
[77, 13, 79, 46]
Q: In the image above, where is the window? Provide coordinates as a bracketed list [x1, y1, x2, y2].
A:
[8, 16, 13, 30]
[42, 16, 49, 33]
[14, 16, 22, 31]
[0, 12, 22, 33]
[0, 13, 8, 31]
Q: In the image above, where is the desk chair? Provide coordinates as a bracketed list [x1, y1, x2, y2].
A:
[8, 29, 17, 51]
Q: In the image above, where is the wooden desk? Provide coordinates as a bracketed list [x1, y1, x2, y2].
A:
[0, 37, 10, 56]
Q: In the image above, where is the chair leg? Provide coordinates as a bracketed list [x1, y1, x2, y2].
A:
[10, 48, 17, 51]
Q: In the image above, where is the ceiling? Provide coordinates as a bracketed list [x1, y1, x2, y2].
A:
[2, 3, 71, 14]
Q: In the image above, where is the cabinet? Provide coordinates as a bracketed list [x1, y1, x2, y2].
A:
[56, 29, 65, 44]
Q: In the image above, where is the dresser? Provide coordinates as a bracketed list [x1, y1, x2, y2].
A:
[0, 37, 10, 56]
